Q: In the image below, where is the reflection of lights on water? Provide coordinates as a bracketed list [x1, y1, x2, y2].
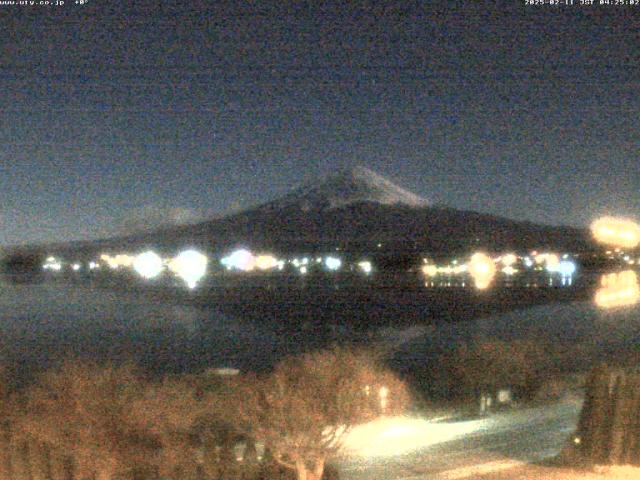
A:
[591, 217, 640, 248]
[595, 270, 640, 309]
[379, 386, 389, 412]
[342, 416, 490, 458]
[468, 252, 496, 290]
[501, 266, 517, 276]
[559, 260, 576, 277]
[299, 266, 308, 275]
[169, 250, 208, 288]
[133, 251, 164, 279]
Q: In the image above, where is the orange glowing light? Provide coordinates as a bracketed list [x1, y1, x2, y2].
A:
[255, 254, 278, 271]
[100, 253, 134, 269]
[502, 254, 517, 267]
[422, 265, 438, 277]
[591, 217, 640, 249]
[595, 270, 640, 309]
[468, 252, 496, 290]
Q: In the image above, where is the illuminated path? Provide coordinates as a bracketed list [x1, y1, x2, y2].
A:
[337, 397, 582, 480]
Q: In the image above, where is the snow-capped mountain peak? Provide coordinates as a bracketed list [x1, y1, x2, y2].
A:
[268, 166, 429, 211]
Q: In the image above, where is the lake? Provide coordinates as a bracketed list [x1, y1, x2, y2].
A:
[0, 277, 637, 386]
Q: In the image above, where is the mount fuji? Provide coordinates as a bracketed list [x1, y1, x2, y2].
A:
[38, 167, 592, 258]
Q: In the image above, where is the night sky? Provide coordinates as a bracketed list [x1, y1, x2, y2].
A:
[2, 1, 638, 246]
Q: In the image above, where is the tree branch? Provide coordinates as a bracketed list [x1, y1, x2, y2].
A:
[273, 453, 296, 470]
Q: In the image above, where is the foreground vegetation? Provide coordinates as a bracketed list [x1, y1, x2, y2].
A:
[0, 347, 410, 480]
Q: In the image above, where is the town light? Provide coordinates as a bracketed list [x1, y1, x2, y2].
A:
[255, 254, 278, 271]
[358, 261, 372, 274]
[591, 217, 640, 249]
[133, 251, 164, 279]
[43, 257, 62, 271]
[468, 252, 496, 290]
[422, 265, 438, 277]
[221, 249, 255, 272]
[101, 253, 134, 270]
[324, 256, 342, 271]
[169, 249, 208, 288]
[502, 253, 517, 267]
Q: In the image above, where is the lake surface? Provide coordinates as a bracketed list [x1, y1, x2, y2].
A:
[0, 281, 288, 382]
[0, 278, 638, 385]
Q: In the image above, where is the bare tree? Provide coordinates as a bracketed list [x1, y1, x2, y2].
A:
[16, 361, 156, 480]
[126, 376, 206, 480]
[230, 347, 411, 480]
[444, 338, 552, 402]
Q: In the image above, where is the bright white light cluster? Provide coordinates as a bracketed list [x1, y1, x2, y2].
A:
[169, 250, 208, 288]
[558, 260, 576, 277]
[43, 256, 62, 272]
[292, 257, 310, 268]
[501, 253, 517, 267]
[221, 249, 256, 272]
[133, 251, 164, 279]
[358, 261, 372, 274]
[324, 256, 342, 271]
[468, 252, 496, 290]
